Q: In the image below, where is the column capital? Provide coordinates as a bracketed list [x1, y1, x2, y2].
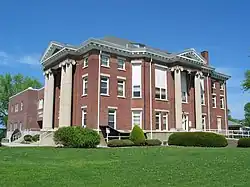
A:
[195, 71, 203, 78]
[59, 59, 76, 68]
[43, 69, 53, 76]
[171, 65, 183, 72]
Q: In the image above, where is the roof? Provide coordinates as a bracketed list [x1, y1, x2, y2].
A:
[228, 120, 242, 127]
[40, 36, 231, 80]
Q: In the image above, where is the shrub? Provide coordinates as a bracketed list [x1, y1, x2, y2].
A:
[24, 135, 33, 142]
[145, 139, 162, 146]
[54, 126, 100, 148]
[168, 132, 228, 147]
[32, 134, 40, 142]
[129, 125, 146, 146]
[237, 138, 250, 147]
[107, 139, 134, 147]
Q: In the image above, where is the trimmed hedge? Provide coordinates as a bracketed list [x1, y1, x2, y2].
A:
[32, 134, 40, 142]
[107, 139, 134, 147]
[24, 135, 33, 142]
[168, 132, 228, 147]
[54, 126, 100, 148]
[145, 139, 162, 146]
[129, 125, 145, 145]
[237, 138, 250, 147]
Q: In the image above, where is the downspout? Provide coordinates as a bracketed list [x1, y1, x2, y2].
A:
[224, 81, 227, 129]
[149, 57, 153, 139]
[97, 50, 102, 134]
[207, 73, 211, 130]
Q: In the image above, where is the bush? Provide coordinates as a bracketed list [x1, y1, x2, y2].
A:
[32, 134, 40, 142]
[54, 126, 100, 148]
[168, 132, 228, 147]
[129, 125, 146, 146]
[145, 139, 162, 146]
[24, 135, 33, 142]
[237, 138, 250, 147]
[107, 139, 134, 147]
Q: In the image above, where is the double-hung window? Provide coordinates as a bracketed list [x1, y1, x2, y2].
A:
[220, 96, 224, 109]
[212, 95, 216, 108]
[101, 55, 109, 67]
[132, 110, 142, 128]
[181, 72, 188, 103]
[82, 107, 87, 128]
[108, 109, 116, 129]
[155, 112, 161, 130]
[155, 66, 167, 100]
[100, 76, 109, 95]
[82, 76, 88, 95]
[117, 79, 125, 97]
[117, 58, 125, 70]
[200, 79, 205, 105]
[83, 56, 88, 68]
[132, 63, 141, 98]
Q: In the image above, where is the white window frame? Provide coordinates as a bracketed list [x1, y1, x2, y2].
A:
[220, 83, 224, 90]
[108, 109, 116, 129]
[212, 95, 216, 108]
[20, 102, 23, 111]
[220, 96, 225, 109]
[100, 76, 109, 96]
[182, 113, 189, 131]
[81, 106, 87, 128]
[38, 99, 43, 109]
[201, 90, 205, 105]
[15, 104, 18, 112]
[117, 57, 125, 70]
[155, 65, 167, 100]
[132, 62, 142, 98]
[83, 56, 88, 68]
[155, 112, 161, 131]
[117, 79, 125, 98]
[202, 115, 206, 130]
[132, 110, 142, 129]
[182, 91, 188, 103]
[133, 85, 141, 98]
[162, 112, 169, 131]
[101, 54, 110, 67]
[212, 81, 216, 89]
[217, 117, 222, 130]
[82, 76, 88, 96]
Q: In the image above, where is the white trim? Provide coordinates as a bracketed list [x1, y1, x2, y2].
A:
[82, 56, 88, 68]
[155, 63, 168, 69]
[224, 82, 228, 129]
[202, 113, 207, 116]
[117, 76, 126, 80]
[117, 57, 126, 70]
[82, 73, 88, 78]
[108, 108, 117, 129]
[100, 76, 109, 96]
[206, 75, 211, 129]
[100, 54, 110, 67]
[40, 42, 64, 62]
[9, 87, 42, 99]
[81, 107, 87, 128]
[155, 111, 161, 131]
[131, 108, 143, 111]
[100, 73, 110, 77]
[155, 109, 169, 112]
[108, 106, 118, 109]
[81, 105, 87, 109]
[117, 79, 125, 98]
[82, 76, 88, 96]
[149, 58, 153, 139]
[132, 110, 142, 129]
[217, 115, 222, 118]
[97, 50, 102, 134]
[131, 60, 142, 64]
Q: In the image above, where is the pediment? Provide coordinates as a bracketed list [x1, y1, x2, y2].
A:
[40, 42, 64, 63]
[177, 49, 206, 64]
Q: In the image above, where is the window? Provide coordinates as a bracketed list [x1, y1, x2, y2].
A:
[201, 79, 205, 105]
[117, 80, 125, 97]
[217, 117, 222, 130]
[38, 99, 43, 109]
[162, 113, 168, 131]
[220, 83, 224, 90]
[82, 77, 88, 95]
[83, 57, 88, 68]
[82, 108, 87, 128]
[155, 67, 167, 100]
[212, 95, 216, 108]
[132, 63, 141, 98]
[15, 104, 18, 112]
[212, 81, 216, 89]
[11, 105, 13, 113]
[100, 76, 109, 95]
[182, 114, 189, 131]
[155, 112, 161, 130]
[101, 55, 109, 67]
[202, 115, 206, 130]
[117, 58, 125, 70]
[220, 97, 224, 109]
[181, 72, 188, 103]
[108, 109, 116, 129]
[20, 102, 23, 111]
[132, 111, 142, 128]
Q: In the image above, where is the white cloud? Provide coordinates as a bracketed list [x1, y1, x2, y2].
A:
[0, 50, 40, 66]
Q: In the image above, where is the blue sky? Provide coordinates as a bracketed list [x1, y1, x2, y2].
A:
[0, 0, 249, 119]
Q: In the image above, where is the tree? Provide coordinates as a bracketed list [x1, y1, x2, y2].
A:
[0, 73, 42, 126]
[228, 109, 241, 123]
[244, 103, 250, 126]
[242, 70, 250, 91]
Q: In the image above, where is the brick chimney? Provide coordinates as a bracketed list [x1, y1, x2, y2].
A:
[201, 51, 209, 64]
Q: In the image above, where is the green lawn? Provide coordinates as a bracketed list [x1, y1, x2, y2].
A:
[0, 147, 250, 187]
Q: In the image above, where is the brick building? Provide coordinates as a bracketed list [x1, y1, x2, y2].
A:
[8, 36, 230, 140]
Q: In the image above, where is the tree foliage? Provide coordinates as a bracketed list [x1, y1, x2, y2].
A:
[244, 102, 250, 126]
[242, 70, 250, 92]
[0, 73, 42, 126]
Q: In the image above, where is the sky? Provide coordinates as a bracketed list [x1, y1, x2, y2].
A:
[0, 0, 249, 119]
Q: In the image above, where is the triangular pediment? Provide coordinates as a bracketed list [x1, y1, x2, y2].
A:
[177, 49, 206, 64]
[40, 42, 64, 63]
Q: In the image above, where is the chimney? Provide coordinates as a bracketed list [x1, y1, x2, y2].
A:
[201, 51, 209, 64]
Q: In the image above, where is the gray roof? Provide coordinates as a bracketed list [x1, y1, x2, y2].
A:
[228, 120, 242, 127]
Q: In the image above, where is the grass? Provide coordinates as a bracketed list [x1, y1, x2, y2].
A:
[0, 147, 250, 187]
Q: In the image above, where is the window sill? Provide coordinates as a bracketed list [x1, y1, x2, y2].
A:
[212, 107, 217, 109]
[82, 94, 87, 97]
[132, 97, 142, 99]
[118, 68, 126, 71]
[201, 104, 206, 106]
[101, 65, 110, 68]
[155, 98, 168, 102]
[117, 96, 126, 99]
[82, 66, 88, 69]
[101, 94, 110, 97]
[182, 102, 188, 104]
[220, 108, 225, 110]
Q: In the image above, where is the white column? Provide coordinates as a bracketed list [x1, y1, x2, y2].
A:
[59, 59, 75, 127]
[172, 66, 183, 130]
[42, 69, 54, 130]
[195, 72, 202, 130]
